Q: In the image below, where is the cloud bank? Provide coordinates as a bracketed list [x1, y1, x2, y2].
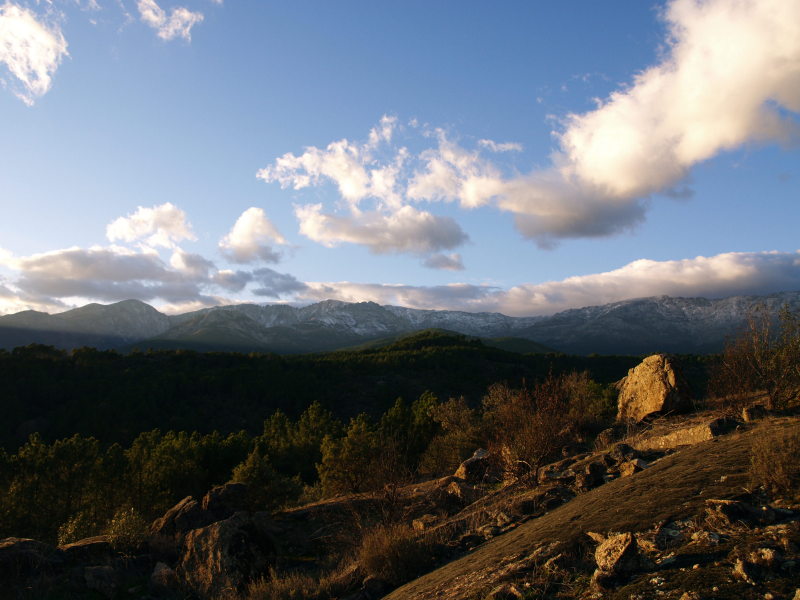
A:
[1, 203, 798, 317]
[301, 251, 800, 317]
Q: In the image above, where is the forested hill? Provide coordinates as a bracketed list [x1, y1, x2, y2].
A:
[0, 330, 651, 450]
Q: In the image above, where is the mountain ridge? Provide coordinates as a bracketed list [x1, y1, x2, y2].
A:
[1, 291, 798, 355]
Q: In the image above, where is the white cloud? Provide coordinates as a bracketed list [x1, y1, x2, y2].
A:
[477, 139, 523, 153]
[295, 203, 468, 256]
[302, 251, 800, 317]
[502, 0, 800, 245]
[258, 116, 404, 209]
[407, 129, 506, 209]
[106, 202, 196, 249]
[0, 2, 68, 105]
[219, 207, 287, 264]
[137, 0, 203, 41]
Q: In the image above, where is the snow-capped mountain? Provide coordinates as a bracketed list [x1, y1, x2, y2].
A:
[1, 291, 798, 355]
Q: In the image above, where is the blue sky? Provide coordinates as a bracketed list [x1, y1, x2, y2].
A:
[0, 0, 798, 316]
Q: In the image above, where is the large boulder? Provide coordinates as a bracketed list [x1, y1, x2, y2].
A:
[178, 511, 277, 599]
[616, 354, 692, 422]
[454, 449, 495, 483]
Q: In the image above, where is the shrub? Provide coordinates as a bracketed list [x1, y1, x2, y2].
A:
[357, 523, 439, 586]
[56, 511, 99, 546]
[712, 305, 800, 411]
[750, 429, 800, 497]
[104, 506, 148, 553]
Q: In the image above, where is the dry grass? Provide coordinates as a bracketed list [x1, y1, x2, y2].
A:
[749, 427, 800, 497]
[243, 560, 362, 600]
[358, 522, 442, 586]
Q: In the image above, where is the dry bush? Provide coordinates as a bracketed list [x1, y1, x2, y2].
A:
[749, 429, 800, 497]
[244, 568, 334, 600]
[711, 305, 800, 411]
[357, 523, 440, 586]
[482, 375, 576, 477]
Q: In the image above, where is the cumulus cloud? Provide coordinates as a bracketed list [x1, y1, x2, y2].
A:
[0, 3, 68, 105]
[258, 115, 403, 209]
[499, 0, 800, 245]
[301, 251, 800, 317]
[0, 204, 301, 312]
[106, 202, 196, 249]
[295, 203, 468, 256]
[219, 207, 286, 264]
[137, 0, 203, 41]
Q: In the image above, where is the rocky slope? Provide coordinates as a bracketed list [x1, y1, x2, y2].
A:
[1, 291, 799, 354]
[3, 410, 798, 599]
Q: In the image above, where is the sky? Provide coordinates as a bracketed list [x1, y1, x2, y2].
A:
[0, 0, 799, 317]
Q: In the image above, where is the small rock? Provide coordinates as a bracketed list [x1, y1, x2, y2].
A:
[594, 532, 650, 574]
[495, 511, 513, 527]
[412, 514, 437, 531]
[792, 589, 800, 600]
[679, 593, 700, 600]
[478, 525, 502, 539]
[749, 547, 779, 568]
[690, 530, 720, 544]
[732, 558, 757, 584]
[619, 458, 649, 478]
[742, 404, 768, 422]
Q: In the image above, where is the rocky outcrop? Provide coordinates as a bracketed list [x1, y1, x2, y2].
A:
[178, 511, 277, 599]
[634, 417, 737, 451]
[616, 354, 692, 422]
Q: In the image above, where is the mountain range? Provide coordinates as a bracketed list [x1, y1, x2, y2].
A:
[1, 291, 798, 355]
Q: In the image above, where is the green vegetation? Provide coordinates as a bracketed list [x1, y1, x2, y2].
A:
[0, 329, 641, 450]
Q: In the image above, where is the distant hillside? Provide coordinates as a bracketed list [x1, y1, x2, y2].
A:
[1, 291, 798, 355]
[0, 331, 643, 450]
